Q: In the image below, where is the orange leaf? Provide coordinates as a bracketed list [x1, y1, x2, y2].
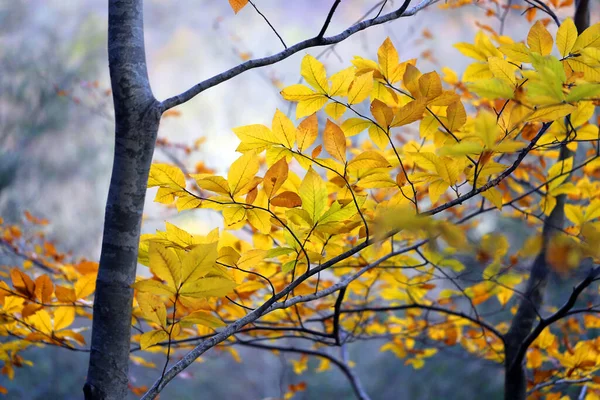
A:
[34, 275, 54, 304]
[323, 120, 346, 162]
[271, 191, 302, 208]
[263, 158, 288, 198]
[55, 285, 77, 303]
[296, 114, 318, 152]
[311, 144, 322, 159]
[10, 269, 35, 298]
[228, 0, 248, 14]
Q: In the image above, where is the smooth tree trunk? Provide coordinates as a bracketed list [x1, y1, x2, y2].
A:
[84, 0, 162, 398]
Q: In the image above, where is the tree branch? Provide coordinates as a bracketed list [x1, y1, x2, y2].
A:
[317, 0, 343, 39]
[159, 0, 436, 112]
[248, 0, 287, 49]
[236, 341, 371, 400]
[513, 266, 600, 369]
[322, 304, 504, 341]
[142, 121, 550, 399]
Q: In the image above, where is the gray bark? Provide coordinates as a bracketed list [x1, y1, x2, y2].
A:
[84, 0, 161, 399]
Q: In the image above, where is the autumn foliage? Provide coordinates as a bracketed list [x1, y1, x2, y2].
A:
[2, 2, 600, 399]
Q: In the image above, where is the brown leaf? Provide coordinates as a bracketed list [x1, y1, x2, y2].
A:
[271, 191, 302, 208]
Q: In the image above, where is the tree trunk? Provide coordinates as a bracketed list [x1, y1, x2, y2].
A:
[503, 5, 591, 399]
[84, 0, 161, 398]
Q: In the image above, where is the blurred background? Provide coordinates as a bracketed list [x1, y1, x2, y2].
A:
[1, 0, 596, 398]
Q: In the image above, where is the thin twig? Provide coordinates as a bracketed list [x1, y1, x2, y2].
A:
[317, 0, 343, 39]
[248, 0, 287, 49]
[160, 0, 428, 111]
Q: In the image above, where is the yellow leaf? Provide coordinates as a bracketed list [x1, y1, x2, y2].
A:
[493, 141, 526, 153]
[296, 114, 318, 151]
[498, 43, 531, 63]
[228, 152, 260, 196]
[573, 22, 600, 51]
[347, 71, 373, 104]
[403, 64, 422, 97]
[179, 277, 237, 298]
[391, 100, 426, 127]
[482, 187, 503, 210]
[132, 279, 176, 296]
[193, 175, 230, 195]
[236, 249, 267, 271]
[462, 63, 493, 82]
[576, 124, 599, 140]
[358, 172, 396, 188]
[341, 118, 372, 137]
[180, 311, 226, 329]
[301, 55, 329, 94]
[323, 120, 346, 162]
[526, 104, 576, 122]
[74, 274, 96, 299]
[454, 42, 487, 61]
[547, 157, 573, 191]
[571, 101, 596, 127]
[556, 18, 578, 57]
[53, 307, 75, 331]
[329, 67, 355, 97]
[488, 57, 517, 85]
[377, 37, 400, 82]
[272, 109, 296, 148]
[140, 330, 169, 350]
[527, 21, 553, 56]
[280, 84, 321, 101]
[439, 141, 484, 156]
[369, 125, 389, 150]
[233, 124, 277, 152]
[299, 167, 327, 224]
[296, 96, 329, 119]
[476, 110, 500, 148]
[147, 164, 185, 189]
[247, 208, 272, 234]
[319, 200, 360, 224]
[137, 292, 167, 327]
[429, 90, 460, 106]
[223, 205, 247, 227]
[316, 358, 331, 372]
[467, 78, 514, 100]
[347, 151, 391, 170]
[29, 309, 53, 335]
[418, 71, 443, 101]
[181, 242, 219, 285]
[149, 242, 181, 290]
[324, 102, 346, 120]
[446, 101, 466, 132]
[429, 180, 449, 203]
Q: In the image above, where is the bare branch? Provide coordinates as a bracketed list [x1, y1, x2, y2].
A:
[237, 342, 371, 400]
[325, 304, 504, 341]
[317, 0, 343, 39]
[159, 0, 439, 112]
[527, 377, 593, 395]
[248, 0, 287, 49]
[513, 266, 600, 369]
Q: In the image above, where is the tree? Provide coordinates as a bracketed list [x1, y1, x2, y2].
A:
[1, 0, 600, 399]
